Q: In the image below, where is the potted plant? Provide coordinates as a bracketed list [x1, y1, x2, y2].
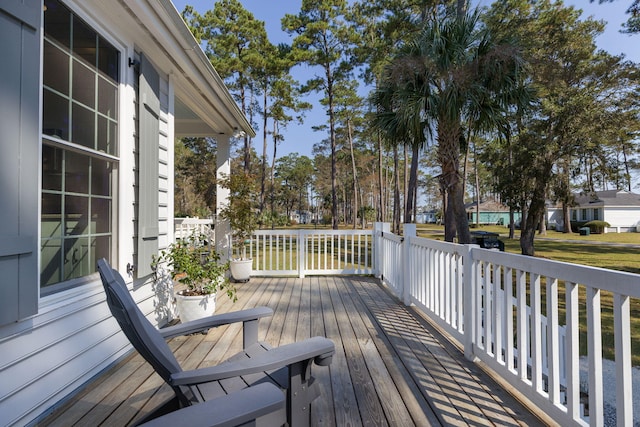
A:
[219, 172, 258, 282]
[153, 232, 234, 323]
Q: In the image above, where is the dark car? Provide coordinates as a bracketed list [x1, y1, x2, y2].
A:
[470, 231, 505, 251]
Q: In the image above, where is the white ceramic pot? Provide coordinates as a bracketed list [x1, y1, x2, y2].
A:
[175, 290, 216, 323]
[230, 258, 252, 282]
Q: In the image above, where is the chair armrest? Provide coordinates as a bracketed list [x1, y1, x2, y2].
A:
[136, 382, 285, 427]
[168, 336, 335, 386]
[159, 307, 273, 339]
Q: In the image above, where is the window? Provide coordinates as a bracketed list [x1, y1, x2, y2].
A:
[593, 208, 600, 220]
[41, 0, 119, 289]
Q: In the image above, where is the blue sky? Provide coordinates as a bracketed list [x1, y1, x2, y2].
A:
[171, 0, 639, 161]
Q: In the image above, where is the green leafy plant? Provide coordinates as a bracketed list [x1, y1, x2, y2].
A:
[152, 233, 234, 299]
[218, 172, 259, 260]
[584, 220, 611, 234]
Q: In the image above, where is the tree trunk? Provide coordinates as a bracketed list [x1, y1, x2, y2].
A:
[406, 143, 420, 223]
[622, 143, 632, 192]
[393, 145, 401, 234]
[377, 133, 385, 222]
[474, 143, 480, 227]
[452, 179, 471, 243]
[457, 0, 467, 17]
[538, 209, 547, 235]
[520, 167, 550, 255]
[438, 118, 468, 242]
[260, 90, 268, 214]
[348, 119, 358, 229]
[563, 203, 573, 233]
[508, 209, 515, 239]
[403, 144, 409, 223]
[270, 121, 279, 230]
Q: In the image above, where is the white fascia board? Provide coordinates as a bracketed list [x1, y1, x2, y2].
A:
[107, 0, 255, 137]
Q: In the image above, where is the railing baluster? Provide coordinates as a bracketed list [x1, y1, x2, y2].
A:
[531, 273, 543, 393]
[614, 292, 632, 426]
[456, 253, 464, 333]
[504, 266, 514, 372]
[586, 285, 603, 427]
[565, 281, 580, 422]
[546, 276, 560, 404]
[494, 263, 502, 364]
[516, 270, 527, 382]
[485, 262, 492, 355]
[476, 259, 484, 351]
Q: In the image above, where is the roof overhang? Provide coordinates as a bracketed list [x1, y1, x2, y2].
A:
[82, 0, 255, 138]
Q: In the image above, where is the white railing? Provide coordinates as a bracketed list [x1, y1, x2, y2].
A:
[174, 217, 214, 242]
[249, 229, 373, 277]
[184, 220, 639, 425]
[376, 224, 640, 427]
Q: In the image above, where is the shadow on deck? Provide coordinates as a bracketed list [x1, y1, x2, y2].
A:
[39, 276, 546, 426]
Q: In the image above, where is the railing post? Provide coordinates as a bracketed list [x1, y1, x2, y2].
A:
[373, 222, 380, 278]
[375, 222, 390, 279]
[402, 224, 416, 306]
[463, 244, 477, 361]
[297, 230, 305, 279]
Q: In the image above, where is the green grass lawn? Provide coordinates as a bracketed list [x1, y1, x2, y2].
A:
[415, 223, 640, 274]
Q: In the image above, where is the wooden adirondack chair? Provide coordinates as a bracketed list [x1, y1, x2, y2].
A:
[97, 259, 334, 427]
[137, 383, 285, 427]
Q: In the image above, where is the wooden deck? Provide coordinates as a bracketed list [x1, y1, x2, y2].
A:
[39, 276, 545, 426]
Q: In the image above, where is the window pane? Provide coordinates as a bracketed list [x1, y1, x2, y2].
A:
[64, 237, 90, 280]
[91, 198, 111, 233]
[93, 236, 111, 263]
[42, 192, 62, 239]
[72, 15, 97, 66]
[44, 0, 71, 49]
[42, 0, 118, 289]
[65, 195, 89, 236]
[43, 89, 69, 139]
[98, 37, 119, 82]
[91, 157, 111, 196]
[98, 76, 117, 119]
[41, 239, 62, 286]
[65, 151, 90, 194]
[97, 116, 117, 155]
[42, 145, 63, 191]
[71, 102, 95, 149]
[72, 60, 95, 108]
[44, 41, 69, 95]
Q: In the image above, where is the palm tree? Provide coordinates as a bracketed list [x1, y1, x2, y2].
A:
[375, 8, 528, 243]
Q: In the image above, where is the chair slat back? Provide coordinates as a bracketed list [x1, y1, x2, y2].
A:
[97, 259, 183, 383]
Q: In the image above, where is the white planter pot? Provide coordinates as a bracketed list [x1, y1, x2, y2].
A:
[230, 258, 252, 282]
[175, 290, 216, 323]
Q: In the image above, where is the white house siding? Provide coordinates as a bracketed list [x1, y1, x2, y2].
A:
[546, 208, 565, 231]
[0, 0, 252, 423]
[0, 3, 173, 426]
[605, 206, 640, 232]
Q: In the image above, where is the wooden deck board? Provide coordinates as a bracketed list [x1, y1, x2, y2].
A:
[38, 276, 545, 427]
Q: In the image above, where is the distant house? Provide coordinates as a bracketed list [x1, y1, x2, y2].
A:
[547, 190, 640, 233]
[416, 210, 438, 224]
[0, 1, 253, 425]
[466, 199, 521, 226]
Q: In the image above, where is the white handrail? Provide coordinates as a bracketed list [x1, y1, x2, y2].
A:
[377, 223, 639, 427]
[179, 219, 639, 425]
[249, 229, 373, 278]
